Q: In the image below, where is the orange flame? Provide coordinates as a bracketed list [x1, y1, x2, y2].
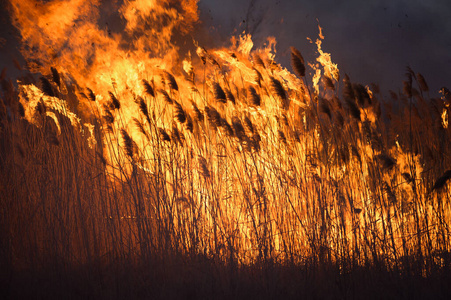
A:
[7, 0, 438, 265]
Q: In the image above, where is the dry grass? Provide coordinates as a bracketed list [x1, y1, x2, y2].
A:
[0, 42, 451, 299]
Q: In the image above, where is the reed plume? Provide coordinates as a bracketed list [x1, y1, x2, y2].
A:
[322, 76, 335, 91]
[40, 77, 54, 97]
[171, 124, 184, 145]
[345, 97, 361, 121]
[198, 156, 210, 178]
[142, 79, 155, 97]
[159, 89, 173, 104]
[159, 128, 171, 142]
[232, 116, 247, 143]
[353, 84, 371, 106]
[343, 74, 355, 101]
[403, 80, 412, 98]
[290, 47, 305, 77]
[138, 96, 151, 124]
[134, 117, 149, 139]
[319, 98, 332, 120]
[163, 71, 178, 91]
[86, 88, 96, 102]
[270, 76, 288, 109]
[432, 170, 451, 192]
[109, 91, 121, 110]
[121, 129, 135, 159]
[51, 67, 61, 87]
[225, 89, 236, 104]
[248, 86, 261, 107]
[244, 116, 254, 134]
[185, 114, 193, 132]
[173, 100, 187, 124]
[376, 154, 396, 171]
[102, 110, 114, 124]
[213, 82, 227, 103]
[205, 105, 222, 129]
[416, 73, 429, 92]
[220, 117, 234, 137]
[191, 100, 204, 122]
[253, 53, 266, 69]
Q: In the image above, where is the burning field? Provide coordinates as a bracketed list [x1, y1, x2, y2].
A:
[1, 0, 450, 298]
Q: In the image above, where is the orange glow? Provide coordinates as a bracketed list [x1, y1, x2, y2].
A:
[6, 0, 450, 268]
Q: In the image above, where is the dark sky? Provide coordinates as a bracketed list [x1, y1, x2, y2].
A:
[199, 0, 451, 94]
[0, 0, 20, 75]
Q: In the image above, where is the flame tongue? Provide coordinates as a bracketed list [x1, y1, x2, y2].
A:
[6, 1, 439, 267]
[10, 0, 199, 93]
[9, 0, 326, 167]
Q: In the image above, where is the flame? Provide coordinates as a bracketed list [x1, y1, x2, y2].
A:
[6, 0, 445, 267]
[9, 0, 198, 93]
[315, 25, 339, 82]
[306, 24, 339, 96]
[18, 83, 81, 130]
[10, 0, 203, 167]
[442, 107, 449, 129]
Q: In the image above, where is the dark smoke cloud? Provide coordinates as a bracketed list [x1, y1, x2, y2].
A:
[200, 0, 451, 93]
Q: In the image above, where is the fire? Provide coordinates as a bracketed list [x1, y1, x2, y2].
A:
[4, 0, 450, 268]
[18, 83, 81, 131]
[308, 24, 339, 95]
[9, 0, 196, 93]
[10, 0, 204, 168]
